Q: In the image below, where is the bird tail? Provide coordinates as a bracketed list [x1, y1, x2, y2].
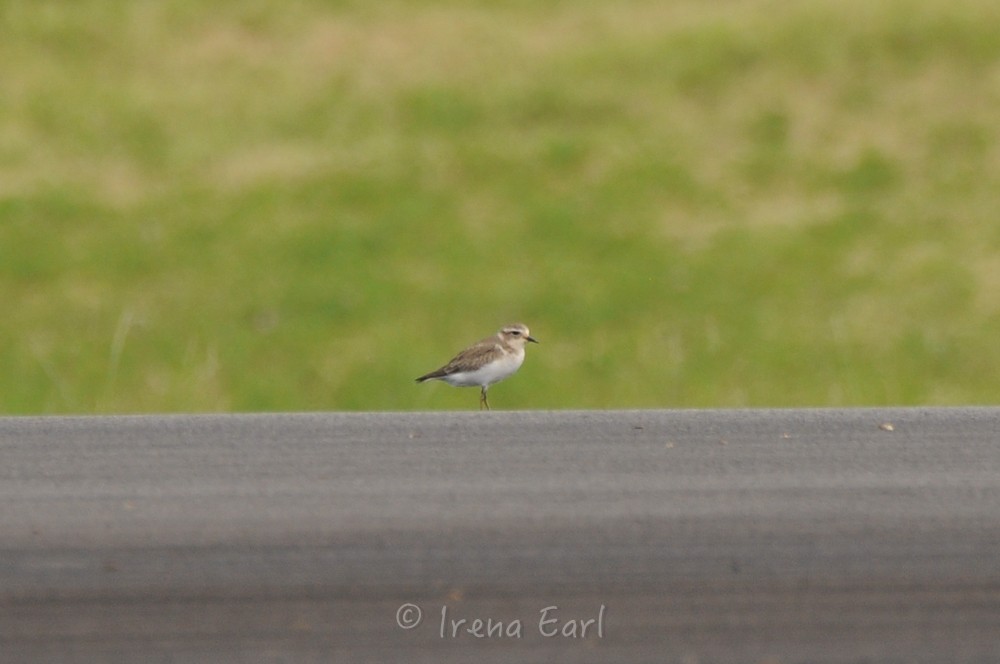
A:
[415, 369, 447, 383]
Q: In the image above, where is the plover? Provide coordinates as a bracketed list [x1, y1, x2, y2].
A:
[415, 323, 539, 410]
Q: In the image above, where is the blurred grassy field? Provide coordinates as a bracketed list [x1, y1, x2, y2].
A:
[2, 0, 1000, 413]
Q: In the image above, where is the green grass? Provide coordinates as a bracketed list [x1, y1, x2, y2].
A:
[2, 0, 1000, 413]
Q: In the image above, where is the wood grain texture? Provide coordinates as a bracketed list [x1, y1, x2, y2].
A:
[2, 409, 999, 663]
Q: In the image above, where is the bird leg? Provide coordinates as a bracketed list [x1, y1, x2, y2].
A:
[480, 386, 490, 411]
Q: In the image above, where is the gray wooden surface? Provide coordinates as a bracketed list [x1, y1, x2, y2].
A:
[2, 408, 1000, 663]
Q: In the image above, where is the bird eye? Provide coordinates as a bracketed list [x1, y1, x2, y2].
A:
[510, 330, 520, 335]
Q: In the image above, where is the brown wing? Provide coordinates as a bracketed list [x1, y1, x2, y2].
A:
[415, 336, 502, 382]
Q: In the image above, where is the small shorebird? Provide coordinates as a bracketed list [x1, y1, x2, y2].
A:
[415, 323, 539, 410]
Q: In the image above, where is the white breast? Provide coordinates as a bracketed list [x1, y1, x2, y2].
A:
[441, 350, 525, 388]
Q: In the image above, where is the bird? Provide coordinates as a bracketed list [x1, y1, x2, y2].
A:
[415, 323, 539, 410]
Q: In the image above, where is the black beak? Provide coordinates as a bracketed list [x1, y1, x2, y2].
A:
[527, 336, 539, 344]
